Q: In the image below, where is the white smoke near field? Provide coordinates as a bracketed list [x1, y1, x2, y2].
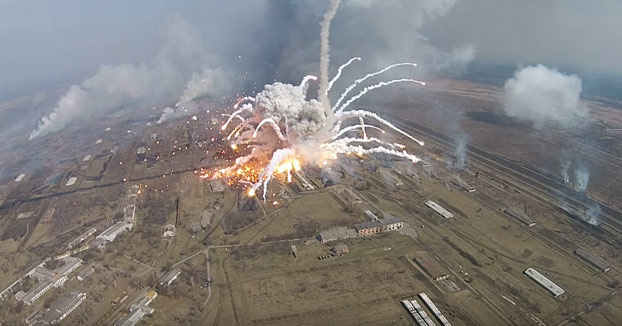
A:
[158, 67, 230, 124]
[502, 65, 587, 128]
[560, 158, 571, 184]
[574, 164, 590, 192]
[29, 16, 214, 139]
[177, 68, 229, 105]
[454, 137, 467, 170]
[585, 203, 601, 226]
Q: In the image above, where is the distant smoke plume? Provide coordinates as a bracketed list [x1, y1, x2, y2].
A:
[574, 163, 590, 192]
[585, 202, 601, 226]
[177, 68, 229, 105]
[560, 158, 571, 184]
[503, 65, 587, 128]
[454, 137, 467, 170]
[157, 67, 230, 124]
[29, 16, 217, 139]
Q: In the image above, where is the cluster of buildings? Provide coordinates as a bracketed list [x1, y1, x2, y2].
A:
[353, 216, 404, 236]
[95, 185, 139, 249]
[15, 257, 83, 306]
[318, 209, 404, 243]
[401, 293, 452, 326]
[114, 290, 158, 326]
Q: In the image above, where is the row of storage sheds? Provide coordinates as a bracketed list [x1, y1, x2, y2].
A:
[418, 293, 452, 326]
[401, 299, 435, 326]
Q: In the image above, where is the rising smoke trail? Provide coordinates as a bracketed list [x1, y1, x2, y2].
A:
[318, 0, 341, 107]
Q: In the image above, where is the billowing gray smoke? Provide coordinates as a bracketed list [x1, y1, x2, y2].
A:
[256, 82, 326, 136]
[177, 68, 229, 105]
[28, 0, 474, 139]
[29, 16, 226, 139]
[157, 67, 230, 124]
[502, 65, 587, 128]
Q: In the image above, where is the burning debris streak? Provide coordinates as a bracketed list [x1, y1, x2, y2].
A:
[332, 62, 418, 111]
[327, 57, 361, 94]
[212, 0, 426, 200]
[336, 78, 426, 113]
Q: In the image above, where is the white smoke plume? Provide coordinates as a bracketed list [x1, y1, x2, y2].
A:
[574, 164, 590, 192]
[157, 67, 230, 124]
[585, 203, 601, 226]
[560, 158, 571, 184]
[503, 65, 587, 127]
[29, 16, 210, 139]
[177, 67, 229, 105]
[454, 138, 467, 170]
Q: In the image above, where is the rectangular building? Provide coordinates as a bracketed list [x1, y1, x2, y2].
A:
[318, 227, 357, 243]
[354, 220, 383, 236]
[97, 221, 133, 243]
[39, 292, 87, 324]
[66, 227, 98, 250]
[574, 248, 610, 272]
[524, 268, 565, 297]
[504, 209, 535, 227]
[380, 217, 403, 231]
[425, 200, 454, 219]
[159, 268, 182, 287]
[15, 280, 54, 305]
[415, 255, 449, 281]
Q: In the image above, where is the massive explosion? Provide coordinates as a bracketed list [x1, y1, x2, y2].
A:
[213, 0, 426, 200]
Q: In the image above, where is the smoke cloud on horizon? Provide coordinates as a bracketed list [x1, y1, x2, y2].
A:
[502, 65, 587, 128]
[22, 0, 476, 139]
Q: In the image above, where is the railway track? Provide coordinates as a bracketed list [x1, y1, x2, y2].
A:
[384, 113, 622, 244]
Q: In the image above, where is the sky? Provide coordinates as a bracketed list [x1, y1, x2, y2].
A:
[423, 0, 622, 75]
[2, 0, 621, 94]
[2, 0, 622, 139]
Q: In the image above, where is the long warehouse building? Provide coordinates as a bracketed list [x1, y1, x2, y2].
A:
[425, 200, 454, 219]
[574, 248, 611, 272]
[524, 268, 565, 297]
